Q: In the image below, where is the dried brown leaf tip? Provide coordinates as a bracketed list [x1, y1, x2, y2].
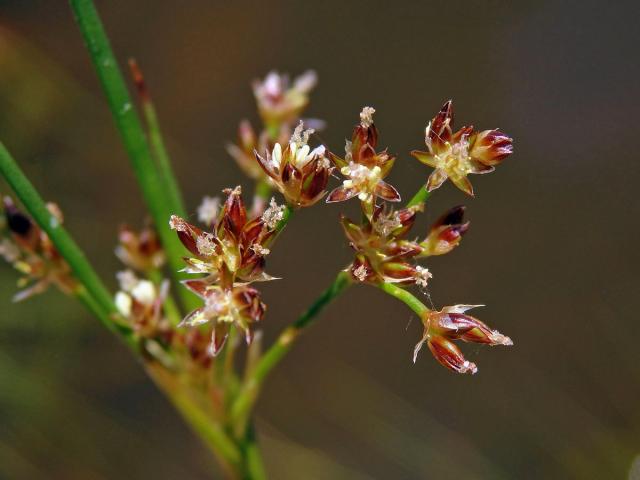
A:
[254, 121, 333, 207]
[411, 100, 513, 196]
[169, 186, 278, 354]
[414, 305, 513, 374]
[327, 107, 400, 219]
[0, 197, 76, 301]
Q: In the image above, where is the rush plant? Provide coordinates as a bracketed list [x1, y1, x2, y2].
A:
[0, 1, 514, 478]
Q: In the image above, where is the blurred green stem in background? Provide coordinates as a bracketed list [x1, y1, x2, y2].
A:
[68, 0, 197, 310]
[0, 141, 136, 348]
[127, 59, 186, 221]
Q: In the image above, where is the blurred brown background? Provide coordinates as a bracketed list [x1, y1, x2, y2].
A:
[1, 1, 638, 479]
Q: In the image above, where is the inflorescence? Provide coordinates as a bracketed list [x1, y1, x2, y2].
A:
[1, 70, 514, 375]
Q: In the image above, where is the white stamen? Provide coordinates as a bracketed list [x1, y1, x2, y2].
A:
[262, 198, 285, 229]
[290, 121, 315, 147]
[253, 244, 270, 256]
[359, 106, 376, 128]
[353, 264, 368, 282]
[414, 266, 432, 288]
[196, 233, 217, 256]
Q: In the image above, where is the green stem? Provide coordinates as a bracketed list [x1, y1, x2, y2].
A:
[406, 186, 431, 208]
[0, 142, 134, 346]
[376, 282, 429, 317]
[69, 0, 191, 306]
[241, 422, 267, 480]
[230, 271, 352, 429]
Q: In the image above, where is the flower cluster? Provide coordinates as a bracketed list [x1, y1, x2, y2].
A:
[327, 107, 400, 219]
[411, 100, 513, 196]
[255, 121, 333, 207]
[414, 305, 513, 374]
[343, 207, 408, 285]
[0, 197, 76, 301]
[327, 103, 513, 373]
[228, 71, 322, 196]
[169, 186, 277, 354]
[342, 203, 470, 287]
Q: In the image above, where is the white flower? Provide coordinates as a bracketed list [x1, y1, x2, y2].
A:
[131, 280, 156, 306]
[115, 291, 132, 316]
[197, 196, 220, 225]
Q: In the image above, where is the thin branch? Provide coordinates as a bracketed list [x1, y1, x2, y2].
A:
[406, 186, 431, 208]
[376, 282, 429, 316]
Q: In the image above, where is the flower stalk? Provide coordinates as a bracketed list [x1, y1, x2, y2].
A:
[377, 281, 429, 317]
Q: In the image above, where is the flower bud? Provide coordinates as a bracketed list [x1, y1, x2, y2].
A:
[255, 123, 332, 207]
[420, 206, 469, 256]
[424, 336, 478, 374]
[327, 108, 399, 219]
[414, 305, 512, 373]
